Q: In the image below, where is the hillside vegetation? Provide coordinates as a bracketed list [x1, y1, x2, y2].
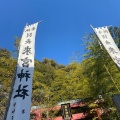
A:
[1, 27, 120, 119]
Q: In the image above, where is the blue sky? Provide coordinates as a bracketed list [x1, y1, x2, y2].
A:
[0, 0, 120, 65]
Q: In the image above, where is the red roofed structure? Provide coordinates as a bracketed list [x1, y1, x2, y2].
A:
[30, 99, 103, 120]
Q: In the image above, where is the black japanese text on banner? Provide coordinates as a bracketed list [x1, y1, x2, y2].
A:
[92, 26, 120, 69]
[6, 22, 38, 120]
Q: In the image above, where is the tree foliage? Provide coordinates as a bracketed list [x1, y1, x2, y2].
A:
[83, 26, 120, 119]
[1, 27, 120, 119]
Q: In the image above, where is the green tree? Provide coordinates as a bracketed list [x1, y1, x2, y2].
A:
[0, 48, 16, 118]
[0, 48, 11, 58]
[83, 27, 120, 119]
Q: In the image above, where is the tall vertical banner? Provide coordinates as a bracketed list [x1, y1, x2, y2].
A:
[91, 26, 120, 69]
[6, 22, 38, 120]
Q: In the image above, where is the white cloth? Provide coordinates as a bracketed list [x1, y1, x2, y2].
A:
[6, 22, 38, 120]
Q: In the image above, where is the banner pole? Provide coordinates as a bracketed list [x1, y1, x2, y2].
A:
[103, 64, 120, 92]
[38, 20, 43, 24]
[90, 24, 120, 93]
[90, 24, 103, 50]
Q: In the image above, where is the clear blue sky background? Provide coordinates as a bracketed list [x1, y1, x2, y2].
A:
[0, 0, 120, 65]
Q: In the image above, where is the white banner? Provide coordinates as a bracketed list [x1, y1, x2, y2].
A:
[92, 26, 120, 69]
[6, 22, 38, 120]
